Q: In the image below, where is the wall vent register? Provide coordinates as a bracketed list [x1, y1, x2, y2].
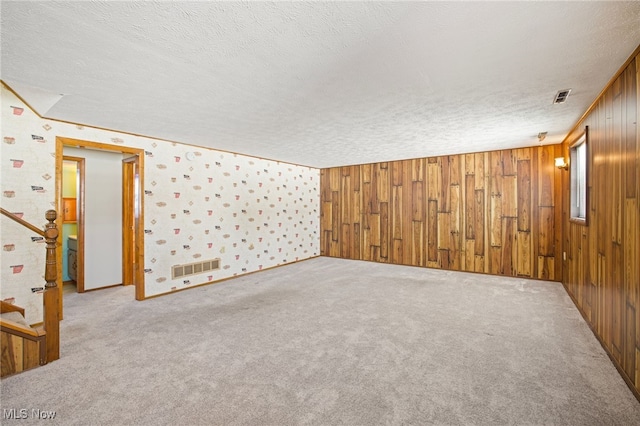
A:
[172, 259, 220, 279]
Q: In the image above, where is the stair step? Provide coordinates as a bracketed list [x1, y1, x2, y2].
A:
[0, 311, 30, 328]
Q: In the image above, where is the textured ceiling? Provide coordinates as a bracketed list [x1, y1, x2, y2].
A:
[2, 1, 640, 168]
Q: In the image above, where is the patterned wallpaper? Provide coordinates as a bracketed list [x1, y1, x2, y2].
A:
[0, 85, 320, 324]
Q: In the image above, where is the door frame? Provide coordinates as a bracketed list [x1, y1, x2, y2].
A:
[62, 156, 85, 292]
[55, 137, 146, 317]
[122, 155, 140, 289]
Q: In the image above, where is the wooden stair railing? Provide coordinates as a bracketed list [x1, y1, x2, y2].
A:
[0, 207, 46, 236]
[0, 209, 60, 374]
[43, 210, 60, 362]
[1, 300, 47, 376]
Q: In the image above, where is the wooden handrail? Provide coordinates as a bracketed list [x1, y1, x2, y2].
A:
[0, 210, 59, 373]
[0, 207, 45, 236]
[0, 320, 47, 373]
[0, 300, 25, 316]
[0, 318, 45, 338]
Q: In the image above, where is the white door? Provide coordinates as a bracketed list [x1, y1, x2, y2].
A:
[65, 147, 122, 290]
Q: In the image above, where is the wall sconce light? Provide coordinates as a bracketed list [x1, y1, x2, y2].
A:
[555, 157, 569, 170]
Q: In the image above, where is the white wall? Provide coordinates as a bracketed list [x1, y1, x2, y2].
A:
[0, 85, 320, 324]
[64, 147, 123, 290]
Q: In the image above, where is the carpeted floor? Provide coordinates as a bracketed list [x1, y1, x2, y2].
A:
[1, 257, 639, 425]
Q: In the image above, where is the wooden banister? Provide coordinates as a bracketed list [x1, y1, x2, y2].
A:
[0, 300, 25, 316]
[43, 209, 60, 362]
[0, 318, 45, 338]
[0, 320, 47, 374]
[0, 208, 45, 236]
[0, 209, 59, 374]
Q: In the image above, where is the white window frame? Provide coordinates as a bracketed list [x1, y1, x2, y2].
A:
[569, 127, 588, 225]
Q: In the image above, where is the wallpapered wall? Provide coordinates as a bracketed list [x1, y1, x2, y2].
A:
[0, 86, 320, 324]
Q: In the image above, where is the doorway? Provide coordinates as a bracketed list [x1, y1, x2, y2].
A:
[55, 137, 145, 317]
[61, 157, 84, 292]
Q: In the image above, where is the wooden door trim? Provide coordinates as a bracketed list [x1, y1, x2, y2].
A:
[122, 156, 138, 290]
[55, 137, 146, 305]
[62, 156, 85, 293]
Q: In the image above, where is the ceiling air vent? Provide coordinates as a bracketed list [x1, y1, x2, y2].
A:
[553, 89, 572, 104]
[172, 258, 220, 279]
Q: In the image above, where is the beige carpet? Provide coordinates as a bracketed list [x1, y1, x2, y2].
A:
[1, 257, 639, 425]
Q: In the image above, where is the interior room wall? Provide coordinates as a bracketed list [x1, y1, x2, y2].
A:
[0, 85, 320, 324]
[61, 161, 78, 281]
[320, 146, 564, 281]
[561, 49, 640, 397]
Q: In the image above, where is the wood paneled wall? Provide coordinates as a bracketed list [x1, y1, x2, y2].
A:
[562, 48, 640, 397]
[321, 145, 563, 280]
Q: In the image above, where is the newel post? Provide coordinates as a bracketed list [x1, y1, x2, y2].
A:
[43, 209, 60, 362]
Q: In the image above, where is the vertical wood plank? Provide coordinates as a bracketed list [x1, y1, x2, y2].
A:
[438, 212, 450, 250]
[380, 202, 389, 260]
[475, 190, 485, 257]
[538, 145, 555, 206]
[490, 246, 502, 275]
[321, 201, 332, 234]
[362, 224, 371, 261]
[353, 223, 361, 259]
[625, 303, 636, 381]
[341, 172, 351, 225]
[428, 200, 438, 262]
[392, 186, 403, 240]
[489, 151, 503, 248]
[370, 213, 380, 247]
[391, 161, 402, 186]
[516, 148, 532, 161]
[475, 153, 486, 190]
[450, 184, 461, 235]
[465, 154, 475, 175]
[490, 192, 502, 247]
[502, 175, 518, 218]
[402, 160, 414, 265]
[539, 207, 555, 256]
[341, 223, 351, 259]
[517, 231, 532, 277]
[331, 191, 339, 243]
[413, 221, 425, 267]
[427, 158, 439, 200]
[517, 160, 531, 231]
[625, 200, 638, 309]
[329, 168, 340, 191]
[503, 149, 518, 176]
[464, 239, 475, 272]
[361, 164, 371, 183]
[439, 157, 450, 212]
[378, 163, 390, 203]
[392, 239, 402, 265]
[412, 158, 425, 182]
[450, 155, 461, 185]
[413, 181, 424, 222]
[450, 184, 461, 270]
[502, 217, 517, 276]
[624, 63, 637, 199]
[466, 175, 476, 240]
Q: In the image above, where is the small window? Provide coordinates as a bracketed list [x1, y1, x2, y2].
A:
[569, 127, 588, 224]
